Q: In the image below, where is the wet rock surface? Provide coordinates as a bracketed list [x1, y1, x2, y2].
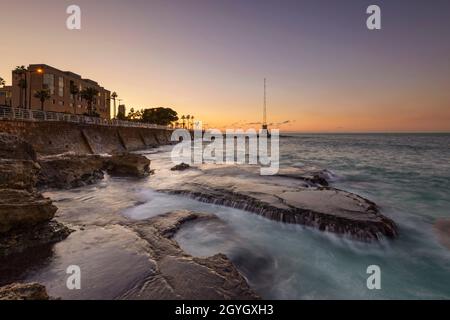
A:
[105, 153, 151, 178]
[0, 282, 49, 300]
[37, 154, 105, 189]
[155, 164, 398, 241]
[120, 211, 259, 300]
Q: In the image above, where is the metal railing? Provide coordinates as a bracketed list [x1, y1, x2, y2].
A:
[0, 106, 172, 130]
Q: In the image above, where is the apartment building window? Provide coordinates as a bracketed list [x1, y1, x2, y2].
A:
[43, 74, 55, 95]
[58, 101, 64, 106]
[58, 77, 64, 97]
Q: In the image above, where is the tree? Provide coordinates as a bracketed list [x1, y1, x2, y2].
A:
[80, 87, 99, 117]
[15, 66, 27, 108]
[186, 115, 191, 129]
[181, 115, 186, 128]
[140, 107, 179, 126]
[126, 107, 142, 120]
[69, 82, 79, 115]
[33, 89, 51, 111]
[111, 92, 118, 119]
[0, 77, 5, 87]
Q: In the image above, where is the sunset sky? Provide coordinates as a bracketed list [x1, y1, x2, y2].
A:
[1, 0, 449, 132]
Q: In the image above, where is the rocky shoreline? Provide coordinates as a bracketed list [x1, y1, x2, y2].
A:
[0, 132, 401, 299]
[0, 133, 258, 300]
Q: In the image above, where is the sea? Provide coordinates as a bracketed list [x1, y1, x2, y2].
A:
[3, 133, 449, 299]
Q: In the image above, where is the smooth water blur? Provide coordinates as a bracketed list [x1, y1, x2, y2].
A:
[174, 133, 450, 299]
[9, 134, 448, 299]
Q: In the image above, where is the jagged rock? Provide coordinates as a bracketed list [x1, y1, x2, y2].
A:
[0, 189, 57, 234]
[0, 159, 40, 191]
[0, 282, 49, 300]
[0, 220, 72, 257]
[155, 165, 398, 242]
[37, 154, 105, 189]
[170, 163, 191, 171]
[0, 133, 37, 161]
[120, 211, 259, 300]
[105, 153, 151, 178]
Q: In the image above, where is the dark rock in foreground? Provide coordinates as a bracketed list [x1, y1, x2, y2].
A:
[0, 189, 57, 234]
[0, 282, 49, 300]
[0, 133, 72, 256]
[0, 220, 72, 257]
[120, 211, 259, 300]
[105, 153, 151, 178]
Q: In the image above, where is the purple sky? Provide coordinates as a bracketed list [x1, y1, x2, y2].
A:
[1, 0, 450, 131]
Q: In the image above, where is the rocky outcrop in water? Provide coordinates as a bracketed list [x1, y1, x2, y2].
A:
[120, 210, 259, 300]
[0, 282, 49, 300]
[37, 154, 105, 189]
[105, 153, 151, 178]
[0, 221, 72, 257]
[37, 153, 153, 189]
[155, 165, 398, 242]
[170, 163, 191, 171]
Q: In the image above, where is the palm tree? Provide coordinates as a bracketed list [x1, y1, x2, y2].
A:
[111, 92, 118, 119]
[0, 77, 5, 87]
[181, 115, 186, 128]
[69, 82, 80, 115]
[186, 115, 191, 130]
[34, 89, 51, 111]
[191, 115, 195, 129]
[80, 87, 99, 116]
[15, 66, 27, 108]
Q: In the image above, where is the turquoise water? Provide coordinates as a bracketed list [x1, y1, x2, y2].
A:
[174, 133, 450, 299]
[4, 134, 448, 299]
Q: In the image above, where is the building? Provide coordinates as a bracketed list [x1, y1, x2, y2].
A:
[11, 64, 111, 119]
[118, 104, 126, 117]
[0, 86, 12, 106]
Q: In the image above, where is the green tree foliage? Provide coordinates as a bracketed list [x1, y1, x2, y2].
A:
[140, 107, 179, 125]
[80, 87, 99, 117]
[33, 89, 51, 110]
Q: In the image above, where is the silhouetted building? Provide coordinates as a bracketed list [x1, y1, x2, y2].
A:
[118, 104, 126, 116]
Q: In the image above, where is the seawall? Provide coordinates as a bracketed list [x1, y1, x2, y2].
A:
[0, 120, 174, 155]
